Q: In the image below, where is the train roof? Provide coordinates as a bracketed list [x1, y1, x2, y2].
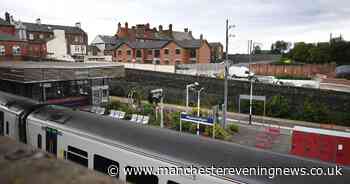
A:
[29, 105, 350, 184]
[0, 91, 38, 114]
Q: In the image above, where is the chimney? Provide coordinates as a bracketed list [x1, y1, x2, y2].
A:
[125, 22, 129, 29]
[200, 34, 203, 42]
[146, 23, 150, 30]
[10, 16, 14, 24]
[184, 28, 188, 32]
[118, 22, 121, 30]
[169, 24, 173, 32]
[75, 22, 81, 28]
[159, 25, 163, 32]
[189, 30, 192, 36]
[5, 12, 10, 23]
[36, 18, 41, 24]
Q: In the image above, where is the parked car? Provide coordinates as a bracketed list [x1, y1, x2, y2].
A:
[229, 66, 254, 78]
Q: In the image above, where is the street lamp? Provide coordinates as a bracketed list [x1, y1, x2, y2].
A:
[223, 19, 236, 128]
[248, 75, 257, 125]
[196, 87, 204, 135]
[186, 82, 199, 112]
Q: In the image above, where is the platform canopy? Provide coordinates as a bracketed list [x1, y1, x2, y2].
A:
[0, 61, 124, 83]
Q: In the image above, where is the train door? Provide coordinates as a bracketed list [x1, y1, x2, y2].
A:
[0, 111, 3, 136]
[46, 128, 58, 156]
[336, 137, 350, 165]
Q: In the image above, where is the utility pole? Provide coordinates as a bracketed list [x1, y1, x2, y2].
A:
[223, 19, 229, 128]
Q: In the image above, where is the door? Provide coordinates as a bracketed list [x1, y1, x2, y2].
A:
[0, 111, 3, 136]
[336, 137, 350, 165]
[46, 128, 58, 156]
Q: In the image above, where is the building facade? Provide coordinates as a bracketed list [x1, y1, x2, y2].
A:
[1, 12, 88, 62]
[109, 22, 212, 64]
[209, 42, 224, 62]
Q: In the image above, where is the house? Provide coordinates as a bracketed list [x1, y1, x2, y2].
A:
[0, 15, 27, 61]
[87, 35, 123, 62]
[209, 42, 224, 62]
[112, 35, 211, 65]
[110, 22, 212, 64]
[1, 12, 88, 62]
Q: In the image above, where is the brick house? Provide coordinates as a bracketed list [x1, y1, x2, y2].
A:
[1, 12, 88, 62]
[0, 16, 27, 61]
[110, 22, 212, 64]
[112, 37, 211, 64]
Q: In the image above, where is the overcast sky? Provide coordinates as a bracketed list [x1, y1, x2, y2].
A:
[1, 0, 349, 53]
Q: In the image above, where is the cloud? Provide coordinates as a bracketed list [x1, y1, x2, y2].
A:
[1, 0, 349, 53]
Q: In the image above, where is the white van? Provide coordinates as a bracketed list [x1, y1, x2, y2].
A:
[229, 66, 254, 78]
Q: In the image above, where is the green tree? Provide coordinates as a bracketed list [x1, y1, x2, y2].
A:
[254, 45, 262, 54]
[271, 41, 290, 54]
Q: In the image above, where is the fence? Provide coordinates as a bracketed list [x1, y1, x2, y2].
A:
[250, 63, 336, 77]
[176, 63, 224, 76]
[121, 63, 175, 73]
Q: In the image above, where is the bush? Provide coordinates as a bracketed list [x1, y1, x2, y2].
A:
[205, 124, 231, 140]
[227, 124, 239, 134]
[267, 95, 290, 118]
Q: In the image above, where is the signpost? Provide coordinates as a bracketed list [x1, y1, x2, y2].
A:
[180, 112, 216, 138]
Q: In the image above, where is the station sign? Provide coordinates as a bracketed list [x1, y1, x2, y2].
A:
[180, 113, 214, 126]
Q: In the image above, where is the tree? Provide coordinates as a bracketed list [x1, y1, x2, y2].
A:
[271, 41, 290, 54]
[289, 42, 314, 62]
[254, 45, 262, 54]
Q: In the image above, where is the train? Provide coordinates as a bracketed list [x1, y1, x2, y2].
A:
[0, 91, 349, 184]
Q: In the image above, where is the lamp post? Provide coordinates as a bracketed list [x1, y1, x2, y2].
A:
[248, 75, 256, 125]
[196, 87, 204, 135]
[186, 82, 199, 112]
[223, 19, 236, 128]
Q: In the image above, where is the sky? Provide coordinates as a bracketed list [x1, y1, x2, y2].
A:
[1, 0, 350, 53]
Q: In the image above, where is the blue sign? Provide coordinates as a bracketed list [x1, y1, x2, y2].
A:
[180, 113, 214, 126]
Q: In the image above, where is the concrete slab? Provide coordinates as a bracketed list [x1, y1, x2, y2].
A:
[0, 136, 124, 184]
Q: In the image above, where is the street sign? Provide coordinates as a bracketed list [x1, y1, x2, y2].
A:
[180, 113, 214, 126]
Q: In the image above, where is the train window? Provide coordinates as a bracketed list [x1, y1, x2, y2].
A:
[6, 121, 9, 135]
[37, 134, 42, 149]
[93, 154, 119, 178]
[68, 146, 88, 157]
[67, 145, 88, 167]
[0, 111, 3, 136]
[125, 166, 158, 184]
[167, 181, 180, 184]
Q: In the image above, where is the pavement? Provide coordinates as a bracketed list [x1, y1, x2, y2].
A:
[0, 136, 124, 184]
[320, 83, 350, 93]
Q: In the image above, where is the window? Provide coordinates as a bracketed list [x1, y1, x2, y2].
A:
[6, 121, 9, 135]
[164, 60, 169, 65]
[37, 134, 42, 149]
[148, 50, 153, 55]
[12, 46, 21, 56]
[136, 49, 142, 58]
[75, 36, 79, 42]
[164, 49, 169, 55]
[175, 49, 181, 55]
[127, 50, 131, 56]
[125, 166, 158, 184]
[190, 49, 196, 58]
[39, 34, 44, 39]
[29, 33, 34, 40]
[94, 154, 119, 178]
[75, 45, 80, 52]
[66, 145, 88, 167]
[175, 60, 181, 65]
[118, 50, 122, 55]
[154, 49, 160, 58]
[0, 111, 3, 136]
[127, 60, 131, 63]
[0, 45, 5, 56]
[167, 181, 180, 184]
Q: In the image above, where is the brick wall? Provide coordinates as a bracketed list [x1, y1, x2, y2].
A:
[250, 63, 336, 77]
[0, 40, 27, 58]
[0, 26, 15, 35]
[197, 42, 211, 64]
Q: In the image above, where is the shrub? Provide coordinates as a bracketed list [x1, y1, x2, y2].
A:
[205, 124, 231, 140]
[227, 124, 239, 134]
[267, 95, 290, 118]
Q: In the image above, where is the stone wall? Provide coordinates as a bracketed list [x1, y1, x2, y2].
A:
[110, 69, 350, 124]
